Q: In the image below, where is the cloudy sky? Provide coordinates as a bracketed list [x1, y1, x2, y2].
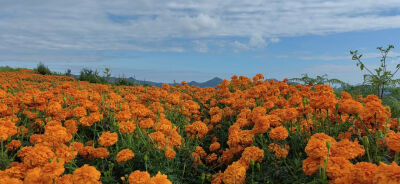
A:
[1, 0, 400, 83]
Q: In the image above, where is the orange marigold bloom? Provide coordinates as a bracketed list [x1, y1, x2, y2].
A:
[23, 167, 43, 184]
[72, 164, 101, 184]
[206, 153, 218, 164]
[338, 99, 363, 115]
[5, 140, 21, 151]
[268, 143, 290, 158]
[73, 106, 87, 118]
[352, 162, 378, 184]
[195, 146, 207, 158]
[269, 126, 288, 140]
[64, 119, 78, 135]
[44, 124, 72, 143]
[331, 139, 365, 160]
[322, 157, 354, 180]
[119, 121, 136, 134]
[128, 170, 151, 184]
[373, 162, 400, 184]
[305, 133, 336, 159]
[0, 176, 22, 184]
[116, 110, 131, 122]
[56, 174, 73, 184]
[165, 147, 176, 159]
[185, 121, 208, 139]
[251, 115, 270, 135]
[302, 157, 321, 176]
[46, 101, 62, 116]
[19, 144, 55, 168]
[116, 149, 135, 163]
[138, 118, 155, 129]
[209, 142, 221, 152]
[92, 147, 110, 159]
[4, 162, 27, 179]
[70, 142, 84, 152]
[0, 120, 17, 140]
[98, 131, 118, 147]
[240, 146, 264, 166]
[386, 132, 400, 152]
[41, 159, 66, 181]
[222, 161, 247, 184]
[150, 171, 172, 184]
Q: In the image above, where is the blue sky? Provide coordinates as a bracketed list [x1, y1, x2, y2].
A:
[1, 0, 400, 84]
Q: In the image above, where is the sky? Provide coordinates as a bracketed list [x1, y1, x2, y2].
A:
[1, 0, 400, 84]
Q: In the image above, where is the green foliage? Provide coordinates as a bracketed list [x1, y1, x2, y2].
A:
[65, 69, 72, 77]
[350, 45, 400, 98]
[0, 66, 21, 72]
[79, 68, 107, 84]
[103, 68, 112, 83]
[34, 62, 53, 75]
[289, 74, 349, 88]
[114, 76, 136, 86]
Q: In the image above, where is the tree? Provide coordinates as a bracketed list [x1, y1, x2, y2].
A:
[289, 74, 348, 87]
[350, 45, 400, 98]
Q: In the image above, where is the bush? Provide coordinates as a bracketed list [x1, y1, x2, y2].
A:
[34, 63, 52, 75]
[114, 76, 136, 86]
[0, 66, 20, 72]
[79, 68, 107, 83]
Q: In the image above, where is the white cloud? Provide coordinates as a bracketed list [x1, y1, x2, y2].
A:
[193, 40, 209, 53]
[0, 0, 400, 61]
[269, 38, 280, 43]
[249, 34, 267, 48]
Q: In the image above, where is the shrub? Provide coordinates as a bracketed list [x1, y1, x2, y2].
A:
[79, 68, 107, 83]
[34, 63, 52, 75]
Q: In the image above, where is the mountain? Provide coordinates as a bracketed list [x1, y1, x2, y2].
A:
[71, 74, 224, 88]
[187, 77, 223, 88]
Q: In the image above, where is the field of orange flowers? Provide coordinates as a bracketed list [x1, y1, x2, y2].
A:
[0, 69, 400, 184]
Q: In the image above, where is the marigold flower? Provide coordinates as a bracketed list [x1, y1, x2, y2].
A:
[64, 119, 78, 135]
[72, 164, 101, 184]
[116, 149, 135, 163]
[0, 120, 17, 140]
[302, 157, 321, 176]
[23, 167, 43, 184]
[305, 133, 336, 159]
[165, 147, 176, 159]
[268, 143, 290, 158]
[373, 162, 400, 184]
[138, 118, 155, 129]
[185, 121, 208, 139]
[222, 161, 247, 184]
[352, 162, 377, 184]
[92, 147, 110, 159]
[240, 146, 264, 166]
[98, 131, 118, 147]
[150, 171, 172, 184]
[0, 176, 22, 184]
[44, 124, 72, 143]
[119, 121, 136, 134]
[73, 106, 87, 118]
[5, 140, 21, 151]
[252, 115, 270, 135]
[386, 132, 400, 152]
[19, 144, 55, 168]
[209, 142, 221, 152]
[41, 158, 66, 181]
[128, 170, 151, 184]
[269, 126, 288, 140]
[331, 139, 365, 160]
[206, 153, 218, 164]
[322, 157, 354, 180]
